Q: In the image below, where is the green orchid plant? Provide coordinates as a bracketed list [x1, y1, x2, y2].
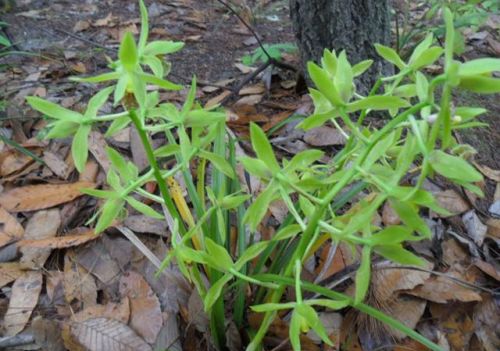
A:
[26, 1, 499, 350]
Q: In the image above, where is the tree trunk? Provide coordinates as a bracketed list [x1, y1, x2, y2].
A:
[290, 0, 392, 93]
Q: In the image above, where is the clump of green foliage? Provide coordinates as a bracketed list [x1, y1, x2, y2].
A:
[26, 1, 500, 350]
[242, 42, 297, 65]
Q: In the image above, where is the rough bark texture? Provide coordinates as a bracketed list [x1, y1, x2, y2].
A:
[290, 0, 392, 93]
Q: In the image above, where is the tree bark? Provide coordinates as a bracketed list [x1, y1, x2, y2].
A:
[290, 0, 392, 93]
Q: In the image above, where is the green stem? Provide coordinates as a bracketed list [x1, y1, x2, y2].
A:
[128, 109, 186, 234]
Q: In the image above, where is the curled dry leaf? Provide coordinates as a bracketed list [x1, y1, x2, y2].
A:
[19, 209, 61, 269]
[119, 271, 162, 344]
[65, 317, 152, 351]
[0, 206, 24, 248]
[0, 181, 95, 212]
[303, 126, 347, 146]
[3, 271, 43, 336]
[19, 228, 98, 249]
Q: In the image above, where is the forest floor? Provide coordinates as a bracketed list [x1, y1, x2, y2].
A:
[0, 0, 499, 350]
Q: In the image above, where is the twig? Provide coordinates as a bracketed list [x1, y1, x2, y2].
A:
[41, 26, 115, 52]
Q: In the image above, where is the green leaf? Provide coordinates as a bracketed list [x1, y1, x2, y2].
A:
[244, 185, 277, 231]
[458, 76, 500, 94]
[352, 59, 373, 77]
[139, 72, 182, 91]
[26, 97, 82, 122]
[415, 72, 429, 101]
[205, 238, 233, 270]
[250, 123, 280, 173]
[185, 110, 226, 127]
[80, 188, 117, 199]
[289, 310, 302, 351]
[239, 156, 270, 179]
[72, 124, 91, 173]
[272, 224, 302, 241]
[119, 32, 139, 72]
[296, 303, 333, 346]
[85, 86, 114, 118]
[347, 96, 410, 112]
[454, 107, 487, 122]
[459, 58, 500, 76]
[138, 0, 149, 52]
[154, 143, 181, 157]
[234, 241, 269, 270]
[106, 169, 123, 191]
[250, 302, 296, 312]
[408, 33, 434, 65]
[307, 62, 344, 106]
[322, 49, 337, 76]
[287, 149, 325, 171]
[45, 121, 79, 139]
[199, 150, 235, 179]
[389, 199, 431, 238]
[130, 73, 147, 107]
[126, 196, 163, 219]
[297, 110, 339, 130]
[335, 51, 354, 101]
[143, 40, 184, 56]
[181, 76, 197, 117]
[220, 194, 250, 210]
[107, 147, 131, 180]
[374, 44, 406, 70]
[95, 198, 125, 233]
[375, 245, 426, 266]
[307, 299, 350, 310]
[410, 47, 443, 70]
[105, 115, 131, 137]
[70, 72, 120, 83]
[354, 246, 371, 304]
[204, 274, 232, 312]
[369, 226, 415, 246]
[429, 150, 482, 182]
[141, 55, 164, 78]
[113, 75, 128, 105]
[298, 196, 314, 219]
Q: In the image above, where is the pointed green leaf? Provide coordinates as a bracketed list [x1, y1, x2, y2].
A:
[272, 224, 302, 241]
[389, 199, 431, 238]
[45, 121, 79, 139]
[70, 72, 120, 83]
[429, 150, 482, 182]
[85, 86, 114, 119]
[235, 241, 269, 270]
[105, 114, 131, 137]
[95, 198, 125, 233]
[126, 196, 163, 219]
[244, 185, 277, 231]
[143, 40, 184, 56]
[138, 0, 149, 52]
[205, 238, 233, 269]
[154, 143, 180, 158]
[239, 156, 271, 179]
[352, 59, 373, 77]
[458, 76, 500, 94]
[250, 122, 280, 173]
[72, 124, 91, 173]
[459, 58, 500, 76]
[119, 32, 139, 72]
[198, 150, 235, 179]
[204, 274, 232, 312]
[139, 72, 182, 90]
[307, 62, 344, 106]
[26, 97, 82, 122]
[375, 44, 406, 70]
[354, 246, 371, 304]
[375, 244, 426, 266]
[347, 95, 410, 112]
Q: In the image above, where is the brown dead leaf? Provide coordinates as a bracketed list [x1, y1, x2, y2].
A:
[130, 126, 149, 172]
[372, 261, 433, 302]
[0, 262, 23, 288]
[430, 303, 475, 350]
[486, 218, 500, 240]
[239, 83, 265, 95]
[406, 270, 482, 303]
[0, 206, 24, 247]
[124, 215, 167, 236]
[304, 126, 346, 146]
[473, 259, 500, 281]
[88, 131, 111, 173]
[119, 271, 162, 344]
[234, 63, 255, 73]
[205, 90, 231, 109]
[32, 316, 65, 351]
[79, 160, 99, 183]
[473, 161, 500, 182]
[66, 318, 152, 351]
[19, 228, 98, 249]
[386, 296, 427, 339]
[0, 147, 41, 176]
[76, 240, 121, 286]
[64, 253, 97, 308]
[381, 201, 401, 225]
[235, 94, 263, 106]
[46, 271, 64, 303]
[3, 271, 43, 336]
[43, 151, 71, 179]
[0, 181, 95, 212]
[20, 209, 61, 269]
[474, 295, 500, 351]
[94, 13, 114, 27]
[315, 242, 355, 282]
[463, 210, 487, 246]
[73, 298, 130, 324]
[434, 189, 470, 216]
[73, 20, 90, 32]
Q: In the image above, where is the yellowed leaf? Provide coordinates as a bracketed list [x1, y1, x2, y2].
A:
[0, 181, 95, 212]
[3, 271, 43, 336]
[119, 271, 162, 344]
